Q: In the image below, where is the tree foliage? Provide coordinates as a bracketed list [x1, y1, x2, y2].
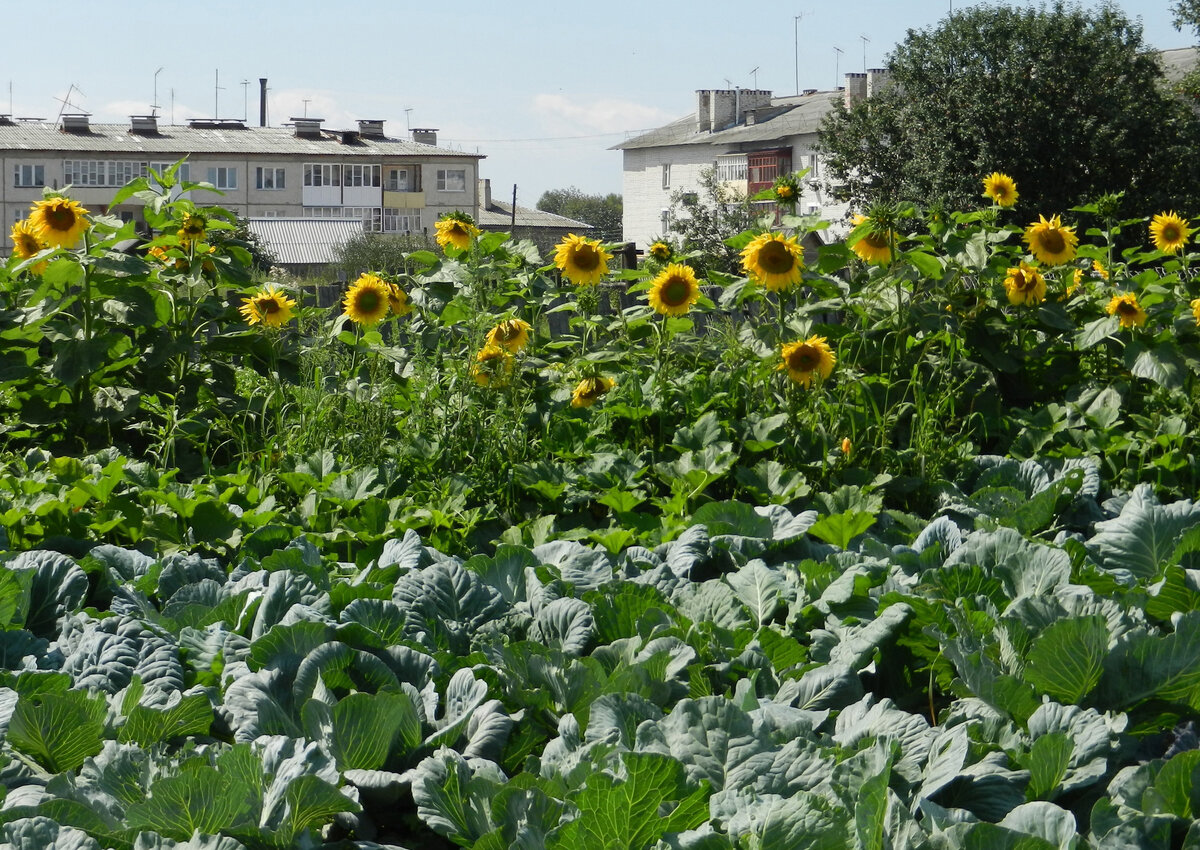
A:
[666, 168, 760, 277]
[334, 231, 433, 277]
[535, 187, 623, 242]
[818, 2, 1200, 215]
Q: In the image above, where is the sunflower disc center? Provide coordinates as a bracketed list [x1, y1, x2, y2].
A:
[662, 278, 690, 306]
[759, 242, 795, 275]
[789, 347, 819, 371]
[1040, 230, 1066, 254]
[572, 245, 599, 271]
[45, 206, 77, 230]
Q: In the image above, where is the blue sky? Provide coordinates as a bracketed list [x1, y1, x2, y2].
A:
[3, 0, 1189, 203]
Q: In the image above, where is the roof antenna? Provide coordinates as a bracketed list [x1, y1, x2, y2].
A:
[152, 67, 163, 117]
[54, 83, 84, 124]
[833, 46, 844, 88]
[860, 34, 871, 71]
[214, 69, 224, 119]
[405, 107, 413, 130]
[750, 66, 759, 89]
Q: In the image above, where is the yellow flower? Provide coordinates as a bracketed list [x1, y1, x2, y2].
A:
[841, 437, 852, 455]
[1093, 260, 1109, 280]
[741, 232, 805, 290]
[554, 233, 611, 286]
[778, 335, 836, 388]
[1024, 214, 1078, 266]
[849, 214, 892, 264]
[1149, 211, 1192, 254]
[1065, 269, 1082, 299]
[1106, 293, 1147, 329]
[472, 344, 515, 387]
[10, 220, 48, 274]
[435, 216, 480, 251]
[647, 263, 701, 317]
[177, 213, 207, 244]
[387, 282, 413, 316]
[240, 285, 297, 328]
[982, 172, 1018, 207]
[1003, 261, 1046, 306]
[486, 318, 532, 353]
[648, 241, 672, 262]
[28, 197, 89, 249]
[343, 273, 392, 326]
[571, 376, 616, 408]
[1191, 297, 1200, 325]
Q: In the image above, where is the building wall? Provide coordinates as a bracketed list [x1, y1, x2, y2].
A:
[621, 144, 728, 250]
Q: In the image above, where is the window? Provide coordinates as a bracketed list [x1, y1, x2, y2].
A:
[715, 154, 747, 182]
[661, 209, 670, 233]
[150, 162, 190, 183]
[206, 167, 238, 189]
[303, 163, 341, 187]
[344, 164, 380, 188]
[436, 168, 466, 191]
[386, 168, 409, 191]
[662, 163, 671, 190]
[13, 165, 44, 188]
[302, 206, 382, 230]
[383, 208, 421, 232]
[255, 167, 286, 190]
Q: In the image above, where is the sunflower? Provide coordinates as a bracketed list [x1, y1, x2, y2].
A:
[1191, 297, 1200, 325]
[778, 335, 836, 388]
[773, 173, 801, 206]
[28, 197, 89, 249]
[343, 273, 392, 326]
[1106, 293, 1147, 329]
[10, 220, 48, 275]
[486, 318, 532, 353]
[741, 232, 804, 290]
[849, 214, 892, 264]
[554, 233, 611, 286]
[647, 263, 701, 317]
[435, 216, 480, 252]
[981, 172, 1018, 208]
[472, 344, 515, 387]
[240, 285, 297, 328]
[177, 213, 207, 244]
[1023, 214, 1078, 266]
[1003, 261, 1046, 306]
[386, 282, 413, 317]
[648, 241, 672, 262]
[570, 376, 616, 408]
[1149, 211, 1192, 254]
[1065, 269, 1083, 299]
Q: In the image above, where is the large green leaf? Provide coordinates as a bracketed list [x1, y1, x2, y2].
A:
[119, 692, 214, 748]
[301, 690, 421, 772]
[1022, 615, 1108, 704]
[1096, 610, 1200, 710]
[8, 690, 106, 773]
[1020, 732, 1073, 801]
[1086, 485, 1200, 581]
[944, 527, 1070, 603]
[125, 766, 255, 841]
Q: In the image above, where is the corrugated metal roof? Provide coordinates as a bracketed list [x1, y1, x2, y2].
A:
[611, 89, 839, 152]
[1160, 47, 1198, 84]
[477, 200, 591, 230]
[0, 122, 483, 159]
[246, 218, 364, 265]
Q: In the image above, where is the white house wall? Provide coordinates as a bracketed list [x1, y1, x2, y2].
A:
[621, 145, 726, 249]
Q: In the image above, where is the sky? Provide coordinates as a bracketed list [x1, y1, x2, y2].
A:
[2, 0, 1190, 205]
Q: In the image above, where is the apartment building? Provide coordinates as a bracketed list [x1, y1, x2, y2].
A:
[0, 111, 483, 252]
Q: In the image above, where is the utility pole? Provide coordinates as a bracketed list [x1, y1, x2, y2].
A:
[794, 14, 803, 96]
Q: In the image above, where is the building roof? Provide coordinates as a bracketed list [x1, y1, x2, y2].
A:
[246, 218, 364, 266]
[1159, 46, 1199, 84]
[612, 89, 840, 152]
[0, 121, 483, 159]
[477, 198, 591, 230]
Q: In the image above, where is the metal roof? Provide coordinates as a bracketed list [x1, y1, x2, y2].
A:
[1160, 47, 1199, 84]
[477, 199, 591, 230]
[0, 122, 483, 159]
[611, 89, 840, 152]
[246, 218, 364, 266]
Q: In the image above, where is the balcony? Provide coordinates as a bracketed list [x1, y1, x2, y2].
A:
[747, 149, 792, 196]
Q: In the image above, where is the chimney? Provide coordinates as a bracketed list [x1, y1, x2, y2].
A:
[411, 128, 438, 145]
[481, 178, 492, 209]
[866, 68, 892, 98]
[129, 115, 158, 135]
[357, 119, 385, 138]
[696, 90, 711, 133]
[259, 78, 267, 127]
[744, 109, 756, 126]
[709, 90, 736, 131]
[61, 113, 90, 133]
[737, 89, 772, 122]
[843, 73, 867, 108]
[291, 117, 323, 138]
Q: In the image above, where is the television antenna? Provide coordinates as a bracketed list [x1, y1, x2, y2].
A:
[833, 46, 844, 88]
[214, 69, 224, 118]
[405, 107, 413, 130]
[860, 34, 870, 71]
[152, 67, 163, 116]
[750, 66, 759, 89]
[241, 79, 249, 122]
[302, 98, 311, 118]
[54, 83, 84, 124]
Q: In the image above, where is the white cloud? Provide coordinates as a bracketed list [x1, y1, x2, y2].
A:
[531, 94, 672, 135]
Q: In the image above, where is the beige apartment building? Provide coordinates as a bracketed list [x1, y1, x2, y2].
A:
[0, 112, 483, 253]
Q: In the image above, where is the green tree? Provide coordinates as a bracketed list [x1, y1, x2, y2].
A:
[334, 231, 433, 277]
[535, 187, 623, 242]
[818, 2, 1200, 215]
[665, 167, 760, 277]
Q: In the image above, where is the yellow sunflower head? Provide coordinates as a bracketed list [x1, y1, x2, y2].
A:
[848, 214, 892, 264]
[648, 240, 672, 262]
[10, 220, 49, 274]
[741, 232, 804, 291]
[28, 196, 89, 249]
[1003, 261, 1046, 307]
[1191, 297, 1200, 326]
[343, 273, 392, 326]
[387, 282, 413, 317]
[1023, 214, 1078, 266]
[1092, 260, 1109, 280]
[435, 215, 480, 252]
[472, 344, 515, 387]
[1105, 293, 1147, 329]
[1065, 269, 1083, 299]
[982, 172, 1018, 208]
[773, 174, 801, 205]
[240, 285, 297, 329]
[647, 263, 701, 317]
[177, 213, 208, 244]
[570, 376, 616, 408]
[554, 233, 611, 286]
[1149, 211, 1193, 255]
[486, 318, 532, 353]
[778, 335, 837, 388]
